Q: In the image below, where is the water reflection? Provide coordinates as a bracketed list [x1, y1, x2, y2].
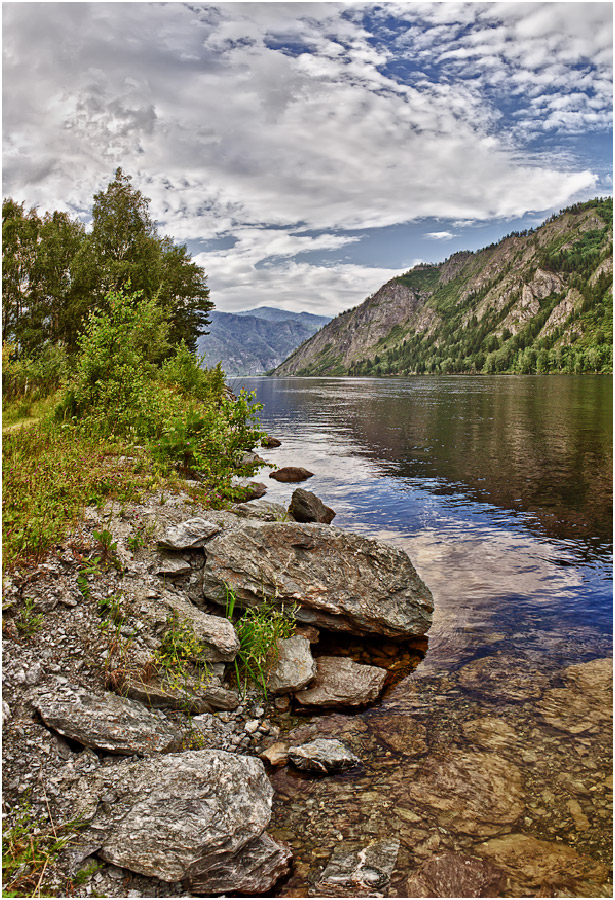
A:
[231, 376, 613, 897]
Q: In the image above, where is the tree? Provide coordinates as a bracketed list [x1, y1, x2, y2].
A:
[2, 200, 41, 351]
[69, 168, 212, 355]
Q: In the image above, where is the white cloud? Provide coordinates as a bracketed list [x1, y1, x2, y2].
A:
[425, 231, 458, 240]
[2, 2, 610, 313]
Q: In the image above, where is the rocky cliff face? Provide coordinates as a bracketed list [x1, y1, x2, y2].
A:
[274, 198, 612, 376]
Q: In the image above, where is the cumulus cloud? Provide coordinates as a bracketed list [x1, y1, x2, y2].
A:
[424, 231, 458, 240]
[2, 2, 611, 313]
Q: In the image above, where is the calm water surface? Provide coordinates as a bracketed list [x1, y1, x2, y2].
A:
[231, 375, 612, 896]
[235, 375, 612, 670]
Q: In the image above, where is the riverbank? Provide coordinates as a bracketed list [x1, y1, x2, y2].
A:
[3, 444, 612, 897]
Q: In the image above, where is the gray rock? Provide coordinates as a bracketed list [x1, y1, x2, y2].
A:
[241, 451, 267, 467]
[288, 738, 360, 773]
[124, 674, 239, 714]
[155, 555, 192, 577]
[289, 488, 336, 524]
[269, 466, 313, 483]
[82, 751, 277, 882]
[267, 635, 316, 694]
[311, 839, 400, 897]
[202, 521, 433, 638]
[35, 689, 178, 755]
[136, 592, 239, 663]
[189, 833, 292, 895]
[295, 657, 387, 708]
[157, 517, 221, 550]
[261, 436, 281, 448]
[241, 481, 268, 501]
[233, 500, 290, 521]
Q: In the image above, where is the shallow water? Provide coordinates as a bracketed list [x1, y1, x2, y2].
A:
[233, 375, 613, 897]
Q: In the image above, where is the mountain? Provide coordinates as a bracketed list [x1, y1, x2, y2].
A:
[274, 198, 613, 377]
[197, 308, 330, 375]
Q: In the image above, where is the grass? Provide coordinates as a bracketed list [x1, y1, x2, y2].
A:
[153, 612, 212, 691]
[2, 796, 84, 898]
[225, 588, 296, 696]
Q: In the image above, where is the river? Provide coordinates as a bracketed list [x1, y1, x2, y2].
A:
[233, 374, 613, 897]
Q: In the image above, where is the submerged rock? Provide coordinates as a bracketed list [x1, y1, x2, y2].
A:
[311, 839, 400, 897]
[368, 714, 428, 756]
[157, 517, 221, 550]
[288, 738, 360, 773]
[456, 652, 547, 702]
[405, 850, 505, 898]
[35, 688, 178, 755]
[266, 635, 316, 694]
[477, 833, 610, 896]
[405, 750, 525, 837]
[83, 751, 278, 883]
[189, 833, 292, 895]
[295, 656, 387, 708]
[202, 521, 433, 638]
[269, 466, 314, 483]
[288, 487, 336, 524]
[536, 657, 612, 734]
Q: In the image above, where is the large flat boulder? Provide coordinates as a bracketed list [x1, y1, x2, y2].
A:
[82, 751, 279, 883]
[35, 687, 179, 755]
[295, 656, 387, 708]
[202, 521, 433, 638]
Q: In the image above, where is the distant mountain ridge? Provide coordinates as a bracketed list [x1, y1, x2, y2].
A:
[197, 307, 330, 375]
[274, 198, 612, 377]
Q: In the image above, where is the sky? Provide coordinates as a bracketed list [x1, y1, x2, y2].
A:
[3, 2, 613, 316]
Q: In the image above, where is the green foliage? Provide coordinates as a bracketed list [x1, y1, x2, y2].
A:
[227, 591, 296, 696]
[153, 612, 212, 691]
[14, 598, 44, 639]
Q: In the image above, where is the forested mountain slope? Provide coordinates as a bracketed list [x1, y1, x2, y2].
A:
[197, 308, 330, 375]
[274, 198, 612, 376]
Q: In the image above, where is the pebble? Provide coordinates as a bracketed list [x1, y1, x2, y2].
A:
[244, 720, 260, 734]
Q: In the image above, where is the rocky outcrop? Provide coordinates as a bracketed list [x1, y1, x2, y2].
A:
[233, 499, 289, 521]
[295, 656, 387, 707]
[124, 673, 239, 714]
[288, 738, 360, 773]
[79, 751, 282, 883]
[35, 687, 179, 755]
[289, 487, 336, 524]
[202, 521, 434, 638]
[266, 635, 316, 694]
[269, 466, 314, 483]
